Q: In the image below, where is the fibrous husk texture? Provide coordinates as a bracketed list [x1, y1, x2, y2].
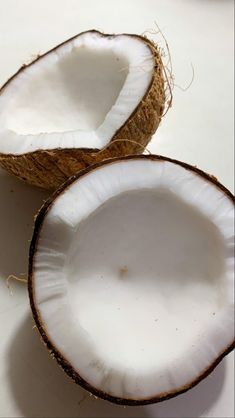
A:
[0, 32, 166, 190]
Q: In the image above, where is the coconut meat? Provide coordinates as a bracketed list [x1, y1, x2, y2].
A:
[0, 32, 154, 154]
[32, 158, 234, 400]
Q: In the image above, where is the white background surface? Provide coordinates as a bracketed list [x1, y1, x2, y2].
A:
[0, 0, 234, 417]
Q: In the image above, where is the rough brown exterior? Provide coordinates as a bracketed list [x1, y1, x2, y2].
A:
[0, 31, 165, 190]
[28, 154, 235, 406]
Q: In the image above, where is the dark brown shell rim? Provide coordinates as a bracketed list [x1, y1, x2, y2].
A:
[28, 154, 235, 406]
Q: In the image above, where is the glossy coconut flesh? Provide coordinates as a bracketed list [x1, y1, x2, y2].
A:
[0, 32, 154, 154]
[31, 159, 234, 401]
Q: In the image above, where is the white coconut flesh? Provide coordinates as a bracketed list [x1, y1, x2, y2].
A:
[32, 158, 234, 401]
[0, 32, 155, 155]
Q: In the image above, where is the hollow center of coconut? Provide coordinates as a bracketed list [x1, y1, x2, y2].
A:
[7, 49, 129, 135]
[67, 188, 226, 363]
[0, 32, 155, 154]
[33, 158, 234, 400]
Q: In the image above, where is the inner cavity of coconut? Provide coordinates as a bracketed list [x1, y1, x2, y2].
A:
[33, 159, 234, 399]
[0, 32, 154, 153]
[5, 49, 129, 135]
[66, 189, 226, 370]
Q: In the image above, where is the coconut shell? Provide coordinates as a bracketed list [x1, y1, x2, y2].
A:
[28, 154, 235, 405]
[0, 31, 166, 190]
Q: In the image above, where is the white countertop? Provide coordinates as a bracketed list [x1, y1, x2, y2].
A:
[0, 0, 234, 417]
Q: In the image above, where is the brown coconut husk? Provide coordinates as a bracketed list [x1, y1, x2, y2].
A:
[0, 30, 167, 190]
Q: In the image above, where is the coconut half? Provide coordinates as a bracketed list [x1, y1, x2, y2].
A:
[0, 30, 165, 189]
[28, 155, 234, 405]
